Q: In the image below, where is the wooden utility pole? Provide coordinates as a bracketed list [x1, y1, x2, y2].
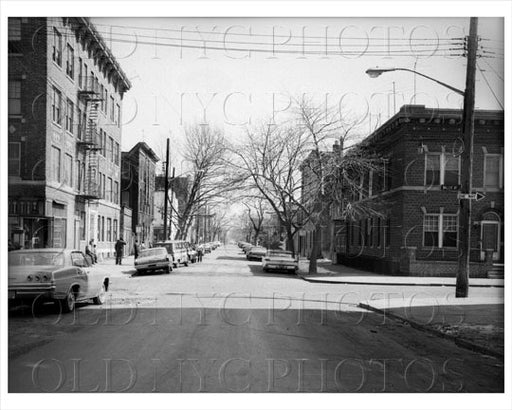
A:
[168, 167, 175, 239]
[456, 17, 478, 298]
[163, 138, 170, 240]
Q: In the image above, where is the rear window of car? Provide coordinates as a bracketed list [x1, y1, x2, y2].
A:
[268, 251, 293, 257]
[9, 251, 65, 266]
[140, 248, 167, 258]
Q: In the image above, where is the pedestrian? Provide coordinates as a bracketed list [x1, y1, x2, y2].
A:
[133, 240, 140, 261]
[85, 242, 95, 264]
[92, 244, 98, 263]
[197, 244, 203, 262]
[115, 237, 126, 265]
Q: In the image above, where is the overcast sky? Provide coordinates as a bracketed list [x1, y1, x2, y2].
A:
[91, 17, 504, 168]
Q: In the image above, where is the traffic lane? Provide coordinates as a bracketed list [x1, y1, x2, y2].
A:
[8, 306, 503, 392]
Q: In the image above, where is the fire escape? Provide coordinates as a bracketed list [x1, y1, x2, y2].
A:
[77, 76, 102, 200]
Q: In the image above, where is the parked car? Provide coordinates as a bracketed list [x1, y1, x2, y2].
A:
[246, 246, 267, 261]
[153, 240, 189, 267]
[262, 250, 299, 273]
[8, 249, 109, 313]
[203, 243, 212, 254]
[241, 243, 254, 254]
[134, 247, 172, 275]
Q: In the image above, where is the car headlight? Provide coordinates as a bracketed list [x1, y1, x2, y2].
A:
[27, 275, 33, 281]
[34, 274, 41, 282]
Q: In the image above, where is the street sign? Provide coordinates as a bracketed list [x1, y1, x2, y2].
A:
[457, 192, 486, 201]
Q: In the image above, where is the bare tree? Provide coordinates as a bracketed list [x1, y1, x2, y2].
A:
[171, 124, 241, 240]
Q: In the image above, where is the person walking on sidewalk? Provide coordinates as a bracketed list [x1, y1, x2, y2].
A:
[133, 240, 140, 261]
[115, 237, 126, 265]
[196, 245, 203, 263]
[85, 240, 96, 265]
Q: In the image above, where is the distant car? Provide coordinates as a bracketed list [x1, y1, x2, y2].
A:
[246, 246, 267, 261]
[134, 247, 172, 274]
[241, 243, 254, 253]
[262, 250, 299, 273]
[8, 249, 109, 313]
[203, 243, 212, 253]
[153, 240, 189, 267]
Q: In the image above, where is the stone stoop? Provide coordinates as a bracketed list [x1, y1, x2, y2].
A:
[487, 263, 504, 279]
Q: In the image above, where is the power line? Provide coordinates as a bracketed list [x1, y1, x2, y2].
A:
[47, 18, 462, 42]
[481, 57, 504, 82]
[476, 61, 504, 110]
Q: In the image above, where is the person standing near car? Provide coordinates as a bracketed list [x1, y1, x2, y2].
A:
[197, 245, 203, 263]
[115, 237, 126, 265]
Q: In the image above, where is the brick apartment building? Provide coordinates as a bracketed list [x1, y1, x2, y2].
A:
[334, 105, 504, 277]
[8, 17, 130, 258]
[121, 142, 159, 246]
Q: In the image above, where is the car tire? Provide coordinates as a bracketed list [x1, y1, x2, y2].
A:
[93, 283, 107, 305]
[262, 267, 268, 272]
[61, 288, 76, 313]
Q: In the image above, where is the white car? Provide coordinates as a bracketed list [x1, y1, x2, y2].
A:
[134, 247, 172, 274]
[261, 250, 299, 273]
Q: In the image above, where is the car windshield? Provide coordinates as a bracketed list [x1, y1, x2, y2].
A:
[252, 247, 266, 252]
[9, 251, 66, 266]
[268, 251, 293, 258]
[140, 248, 167, 258]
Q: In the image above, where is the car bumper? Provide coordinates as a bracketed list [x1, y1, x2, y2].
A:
[263, 263, 298, 271]
[135, 262, 169, 271]
[8, 285, 57, 300]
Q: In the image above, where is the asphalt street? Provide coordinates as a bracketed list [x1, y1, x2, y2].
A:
[8, 245, 504, 392]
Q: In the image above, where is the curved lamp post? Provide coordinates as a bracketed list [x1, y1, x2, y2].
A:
[365, 67, 465, 96]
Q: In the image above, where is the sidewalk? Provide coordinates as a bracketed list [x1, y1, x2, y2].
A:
[298, 259, 504, 288]
[359, 294, 504, 358]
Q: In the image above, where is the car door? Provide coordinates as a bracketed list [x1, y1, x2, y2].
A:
[70, 251, 92, 300]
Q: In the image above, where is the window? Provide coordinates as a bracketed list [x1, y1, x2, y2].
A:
[114, 142, 120, 165]
[366, 218, 373, 247]
[484, 155, 502, 188]
[78, 57, 83, 88]
[107, 218, 112, 242]
[114, 181, 119, 204]
[52, 87, 62, 125]
[51, 146, 61, 182]
[52, 27, 62, 66]
[84, 63, 88, 88]
[75, 160, 81, 190]
[77, 107, 82, 140]
[97, 216, 101, 241]
[102, 174, 106, 199]
[100, 84, 105, 111]
[8, 18, 22, 53]
[425, 153, 460, 187]
[109, 137, 114, 162]
[65, 99, 74, 133]
[108, 177, 113, 202]
[8, 142, 21, 176]
[98, 172, 103, 197]
[80, 212, 86, 240]
[66, 44, 74, 78]
[63, 153, 73, 187]
[368, 170, 373, 197]
[423, 214, 458, 248]
[110, 96, 115, 122]
[8, 80, 21, 115]
[376, 218, 381, 247]
[101, 216, 105, 241]
[113, 219, 118, 240]
[116, 103, 121, 126]
[104, 89, 108, 113]
[385, 218, 391, 247]
[101, 130, 107, 157]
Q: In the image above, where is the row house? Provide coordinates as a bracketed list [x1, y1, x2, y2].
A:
[121, 142, 159, 247]
[8, 17, 131, 258]
[334, 105, 504, 277]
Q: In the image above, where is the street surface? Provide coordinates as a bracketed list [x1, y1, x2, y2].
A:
[9, 245, 504, 392]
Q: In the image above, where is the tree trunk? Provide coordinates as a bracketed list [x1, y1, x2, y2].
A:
[286, 228, 295, 257]
[308, 228, 319, 274]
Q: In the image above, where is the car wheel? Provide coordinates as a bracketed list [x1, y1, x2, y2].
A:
[61, 288, 76, 313]
[262, 267, 268, 272]
[93, 283, 107, 305]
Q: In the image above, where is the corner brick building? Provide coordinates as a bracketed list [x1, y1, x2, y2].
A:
[335, 105, 504, 277]
[8, 17, 131, 258]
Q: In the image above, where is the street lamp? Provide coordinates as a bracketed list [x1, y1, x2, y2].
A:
[366, 17, 478, 299]
[365, 67, 465, 96]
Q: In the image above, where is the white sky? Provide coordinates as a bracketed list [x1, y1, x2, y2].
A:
[91, 17, 504, 169]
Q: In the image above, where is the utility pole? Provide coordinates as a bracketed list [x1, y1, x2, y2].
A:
[456, 17, 478, 298]
[163, 138, 170, 240]
[168, 167, 175, 239]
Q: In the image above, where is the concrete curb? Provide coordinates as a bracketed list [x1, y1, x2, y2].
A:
[298, 275, 504, 288]
[358, 302, 504, 359]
